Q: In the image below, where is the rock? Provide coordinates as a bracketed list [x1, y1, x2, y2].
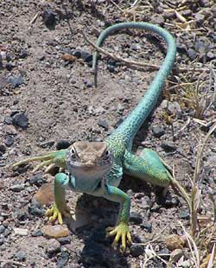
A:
[161, 141, 176, 152]
[5, 62, 14, 71]
[14, 227, 29, 236]
[0, 238, 4, 245]
[179, 209, 190, 220]
[28, 205, 44, 217]
[150, 14, 165, 25]
[97, 119, 109, 131]
[56, 140, 70, 150]
[12, 112, 28, 129]
[165, 234, 185, 250]
[195, 13, 205, 24]
[0, 225, 6, 234]
[29, 174, 44, 187]
[80, 51, 92, 63]
[158, 248, 170, 260]
[32, 230, 43, 237]
[42, 225, 69, 239]
[40, 140, 55, 149]
[129, 212, 143, 225]
[58, 237, 71, 245]
[10, 184, 24, 192]
[0, 144, 6, 154]
[14, 250, 26, 261]
[4, 135, 14, 147]
[170, 248, 184, 262]
[32, 183, 54, 206]
[7, 75, 24, 88]
[46, 238, 61, 255]
[130, 244, 144, 257]
[4, 116, 13, 124]
[167, 101, 181, 116]
[42, 9, 56, 27]
[20, 49, 28, 59]
[152, 126, 165, 138]
[140, 222, 152, 233]
[57, 251, 69, 268]
[187, 48, 197, 60]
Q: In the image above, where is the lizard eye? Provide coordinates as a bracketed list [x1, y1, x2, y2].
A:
[102, 149, 111, 159]
[70, 147, 77, 159]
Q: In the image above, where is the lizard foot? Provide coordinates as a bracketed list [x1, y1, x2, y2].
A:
[13, 149, 67, 173]
[46, 203, 70, 225]
[106, 222, 132, 251]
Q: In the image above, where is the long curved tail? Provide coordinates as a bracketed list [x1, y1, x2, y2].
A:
[93, 22, 176, 147]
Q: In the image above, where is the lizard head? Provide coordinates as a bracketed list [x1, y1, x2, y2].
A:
[66, 141, 113, 186]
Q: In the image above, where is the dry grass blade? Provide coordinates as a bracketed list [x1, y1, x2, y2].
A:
[207, 243, 216, 268]
[179, 221, 200, 268]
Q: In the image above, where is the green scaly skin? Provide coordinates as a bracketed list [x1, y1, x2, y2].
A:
[13, 22, 177, 251]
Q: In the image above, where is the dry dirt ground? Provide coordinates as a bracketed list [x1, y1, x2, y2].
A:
[0, 0, 216, 267]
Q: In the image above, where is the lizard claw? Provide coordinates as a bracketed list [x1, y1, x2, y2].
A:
[106, 222, 132, 251]
[46, 203, 70, 225]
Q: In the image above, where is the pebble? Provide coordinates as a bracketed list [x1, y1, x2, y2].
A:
[56, 140, 70, 150]
[5, 62, 14, 71]
[14, 227, 28, 236]
[4, 135, 14, 147]
[0, 144, 6, 154]
[97, 119, 109, 131]
[46, 238, 61, 255]
[0, 238, 4, 245]
[152, 126, 165, 138]
[58, 237, 71, 245]
[161, 141, 176, 152]
[179, 209, 190, 220]
[165, 234, 185, 250]
[10, 184, 24, 192]
[7, 75, 24, 88]
[0, 225, 6, 234]
[32, 230, 43, 237]
[57, 251, 69, 268]
[12, 112, 28, 129]
[4, 116, 13, 124]
[42, 225, 69, 239]
[28, 204, 44, 217]
[14, 250, 26, 261]
[129, 211, 143, 225]
[19, 49, 28, 58]
[42, 9, 56, 27]
[158, 248, 170, 261]
[170, 248, 184, 262]
[140, 222, 152, 233]
[29, 174, 44, 187]
[130, 243, 144, 257]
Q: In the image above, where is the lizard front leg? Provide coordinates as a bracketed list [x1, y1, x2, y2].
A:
[13, 149, 68, 173]
[104, 185, 132, 251]
[46, 172, 71, 224]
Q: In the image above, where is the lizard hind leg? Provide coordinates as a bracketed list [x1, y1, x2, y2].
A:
[123, 149, 171, 188]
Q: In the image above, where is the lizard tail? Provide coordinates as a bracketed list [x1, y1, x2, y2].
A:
[92, 22, 176, 147]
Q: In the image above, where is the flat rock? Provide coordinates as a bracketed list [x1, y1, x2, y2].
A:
[14, 228, 29, 236]
[42, 225, 69, 239]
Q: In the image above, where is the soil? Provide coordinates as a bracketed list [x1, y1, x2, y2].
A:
[0, 0, 215, 267]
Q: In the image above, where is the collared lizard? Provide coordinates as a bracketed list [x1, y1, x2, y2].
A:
[13, 22, 187, 251]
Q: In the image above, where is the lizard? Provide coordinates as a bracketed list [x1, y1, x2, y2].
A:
[13, 22, 186, 251]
